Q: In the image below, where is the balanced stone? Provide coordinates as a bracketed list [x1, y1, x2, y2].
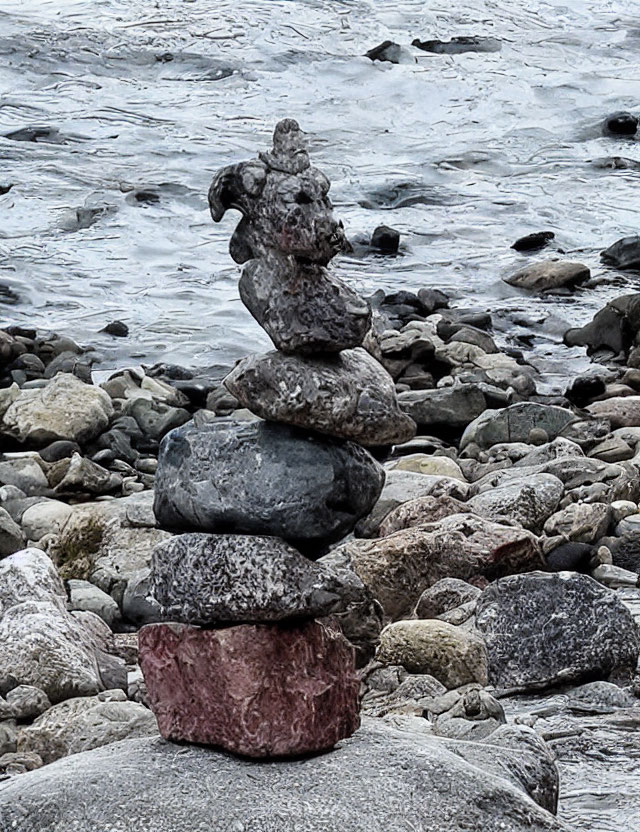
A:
[239, 253, 371, 354]
[138, 619, 360, 757]
[224, 347, 416, 447]
[153, 415, 385, 546]
[151, 533, 368, 624]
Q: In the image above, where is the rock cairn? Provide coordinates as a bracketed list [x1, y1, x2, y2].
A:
[138, 119, 416, 758]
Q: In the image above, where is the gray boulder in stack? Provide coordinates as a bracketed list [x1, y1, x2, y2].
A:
[143, 120, 415, 758]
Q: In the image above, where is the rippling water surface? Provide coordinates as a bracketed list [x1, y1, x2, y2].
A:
[1, 6, 640, 822]
[1, 0, 640, 386]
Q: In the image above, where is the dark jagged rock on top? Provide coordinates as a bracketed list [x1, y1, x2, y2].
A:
[224, 347, 416, 446]
[238, 252, 371, 354]
[371, 225, 400, 253]
[208, 119, 348, 266]
[153, 415, 385, 547]
[412, 36, 502, 54]
[511, 231, 555, 253]
[564, 292, 640, 355]
[150, 532, 368, 625]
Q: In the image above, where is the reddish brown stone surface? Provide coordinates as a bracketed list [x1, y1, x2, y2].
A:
[138, 619, 360, 758]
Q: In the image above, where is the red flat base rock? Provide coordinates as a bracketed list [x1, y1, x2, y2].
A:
[138, 619, 360, 758]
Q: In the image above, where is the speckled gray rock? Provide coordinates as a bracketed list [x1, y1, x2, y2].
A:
[467, 473, 564, 532]
[397, 384, 487, 430]
[414, 578, 482, 619]
[379, 494, 473, 537]
[67, 580, 121, 629]
[239, 254, 371, 354]
[5, 686, 51, 721]
[543, 502, 611, 543]
[17, 690, 158, 764]
[224, 348, 415, 446]
[475, 571, 640, 691]
[460, 403, 576, 450]
[1, 374, 113, 446]
[0, 719, 571, 832]
[151, 533, 368, 624]
[153, 416, 384, 546]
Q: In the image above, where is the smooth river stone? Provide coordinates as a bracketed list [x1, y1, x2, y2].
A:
[224, 348, 416, 447]
[239, 253, 371, 354]
[151, 533, 368, 624]
[153, 416, 385, 547]
[138, 620, 360, 758]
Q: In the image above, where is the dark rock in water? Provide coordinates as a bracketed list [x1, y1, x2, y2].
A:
[224, 348, 415, 446]
[412, 36, 502, 54]
[591, 156, 640, 170]
[139, 619, 360, 757]
[603, 111, 638, 137]
[545, 542, 595, 573]
[0, 184, 13, 195]
[601, 534, 640, 574]
[151, 533, 368, 624]
[564, 292, 640, 354]
[365, 41, 410, 64]
[0, 284, 19, 305]
[146, 363, 194, 381]
[371, 225, 400, 253]
[476, 571, 640, 691]
[511, 231, 555, 253]
[39, 440, 81, 463]
[4, 126, 65, 144]
[132, 190, 160, 204]
[564, 373, 606, 407]
[601, 235, 640, 270]
[101, 321, 129, 337]
[0, 718, 568, 832]
[239, 253, 371, 354]
[504, 260, 589, 292]
[417, 287, 449, 314]
[153, 416, 385, 547]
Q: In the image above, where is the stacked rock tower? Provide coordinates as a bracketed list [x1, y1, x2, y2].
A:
[138, 120, 416, 758]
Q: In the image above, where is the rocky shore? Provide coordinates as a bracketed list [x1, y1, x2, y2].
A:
[2, 126, 640, 830]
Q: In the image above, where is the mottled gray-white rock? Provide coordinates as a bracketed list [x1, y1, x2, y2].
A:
[5, 686, 51, 721]
[397, 384, 487, 430]
[0, 457, 49, 496]
[0, 549, 125, 703]
[429, 685, 506, 741]
[504, 261, 590, 293]
[379, 494, 473, 536]
[355, 469, 468, 537]
[460, 403, 576, 450]
[239, 253, 371, 354]
[336, 513, 542, 619]
[543, 502, 611, 543]
[476, 571, 640, 691]
[467, 473, 564, 532]
[414, 578, 482, 619]
[1, 374, 113, 446]
[20, 499, 72, 541]
[154, 416, 384, 547]
[587, 396, 640, 428]
[224, 348, 415, 447]
[151, 533, 368, 625]
[377, 619, 488, 688]
[0, 719, 571, 832]
[17, 689, 157, 764]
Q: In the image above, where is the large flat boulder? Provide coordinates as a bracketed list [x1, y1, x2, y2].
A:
[475, 571, 640, 691]
[153, 416, 384, 547]
[460, 403, 576, 450]
[0, 720, 571, 831]
[224, 348, 415, 446]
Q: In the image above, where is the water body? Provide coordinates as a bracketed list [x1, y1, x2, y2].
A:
[1, 3, 640, 827]
[1, 0, 640, 388]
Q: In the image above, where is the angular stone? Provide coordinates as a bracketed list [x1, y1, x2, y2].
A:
[17, 691, 158, 765]
[335, 513, 542, 619]
[475, 571, 640, 691]
[414, 578, 482, 619]
[151, 533, 368, 625]
[379, 494, 473, 536]
[397, 384, 487, 431]
[239, 254, 371, 354]
[377, 619, 488, 688]
[543, 502, 611, 543]
[1, 374, 113, 446]
[587, 396, 640, 427]
[0, 507, 25, 555]
[138, 620, 360, 758]
[467, 473, 564, 532]
[460, 402, 576, 450]
[0, 719, 570, 831]
[153, 416, 385, 546]
[504, 261, 590, 292]
[224, 348, 415, 447]
[564, 292, 640, 354]
[601, 235, 640, 270]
